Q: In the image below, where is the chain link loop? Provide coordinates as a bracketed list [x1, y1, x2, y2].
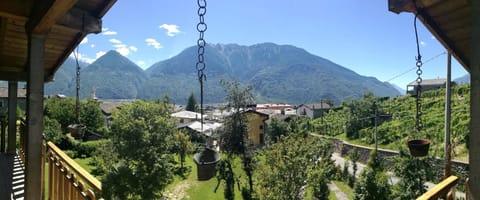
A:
[196, 0, 207, 130]
[414, 14, 423, 133]
[73, 47, 81, 124]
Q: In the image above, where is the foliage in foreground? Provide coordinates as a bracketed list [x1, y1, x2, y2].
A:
[353, 151, 391, 200]
[44, 97, 106, 134]
[216, 79, 256, 200]
[100, 100, 177, 200]
[391, 149, 435, 200]
[256, 134, 335, 200]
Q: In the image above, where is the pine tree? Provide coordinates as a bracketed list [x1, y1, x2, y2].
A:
[186, 93, 197, 112]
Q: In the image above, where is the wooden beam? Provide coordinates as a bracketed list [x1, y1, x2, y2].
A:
[0, 0, 28, 20]
[26, 0, 78, 34]
[25, 33, 45, 200]
[0, 71, 27, 81]
[7, 81, 17, 154]
[57, 7, 102, 34]
[416, 8, 470, 72]
[470, 1, 480, 199]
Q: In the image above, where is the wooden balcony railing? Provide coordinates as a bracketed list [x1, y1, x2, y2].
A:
[417, 176, 458, 200]
[46, 141, 102, 200]
[18, 119, 102, 199]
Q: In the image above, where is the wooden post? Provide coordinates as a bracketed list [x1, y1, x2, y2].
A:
[0, 115, 5, 153]
[444, 51, 452, 178]
[469, 1, 480, 199]
[25, 33, 45, 200]
[7, 81, 18, 154]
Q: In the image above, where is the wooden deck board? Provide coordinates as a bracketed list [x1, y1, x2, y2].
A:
[0, 153, 14, 199]
[0, 153, 25, 200]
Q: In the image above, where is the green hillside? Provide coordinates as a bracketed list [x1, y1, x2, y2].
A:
[313, 84, 470, 161]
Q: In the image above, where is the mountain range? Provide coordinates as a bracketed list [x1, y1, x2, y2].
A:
[45, 43, 402, 104]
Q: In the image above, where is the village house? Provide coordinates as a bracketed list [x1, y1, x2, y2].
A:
[296, 102, 331, 119]
[243, 110, 269, 145]
[406, 78, 456, 95]
[171, 110, 205, 123]
[248, 103, 294, 115]
[99, 101, 124, 127]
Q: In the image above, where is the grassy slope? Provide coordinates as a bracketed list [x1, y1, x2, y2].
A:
[315, 84, 470, 161]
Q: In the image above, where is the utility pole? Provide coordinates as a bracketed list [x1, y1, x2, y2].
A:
[444, 51, 452, 178]
[373, 101, 378, 152]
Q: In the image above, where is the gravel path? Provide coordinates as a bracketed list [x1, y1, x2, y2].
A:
[328, 182, 349, 200]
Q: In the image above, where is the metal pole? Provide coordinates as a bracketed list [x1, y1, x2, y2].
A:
[444, 51, 452, 178]
[374, 101, 378, 152]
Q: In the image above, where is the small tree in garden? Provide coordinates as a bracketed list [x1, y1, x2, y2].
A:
[392, 149, 434, 200]
[353, 150, 391, 200]
[256, 135, 335, 200]
[173, 131, 195, 172]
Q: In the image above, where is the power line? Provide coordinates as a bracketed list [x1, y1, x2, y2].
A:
[386, 51, 446, 82]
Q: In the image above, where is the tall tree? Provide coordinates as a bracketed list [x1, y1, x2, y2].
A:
[216, 79, 255, 199]
[101, 100, 176, 200]
[186, 92, 197, 112]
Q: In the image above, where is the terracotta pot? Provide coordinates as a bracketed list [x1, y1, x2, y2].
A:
[407, 139, 430, 157]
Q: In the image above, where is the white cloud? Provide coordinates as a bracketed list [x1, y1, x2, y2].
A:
[109, 38, 122, 44]
[90, 44, 95, 48]
[116, 47, 130, 56]
[159, 24, 181, 37]
[145, 38, 162, 49]
[420, 41, 427, 47]
[102, 27, 109, 32]
[129, 46, 138, 52]
[69, 52, 95, 64]
[96, 51, 106, 59]
[103, 31, 118, 35]
[80, 37, 88, 44]
[430, 35, 436, 40]
[113, 44, 127, 48]
[137, 60, 146, 67]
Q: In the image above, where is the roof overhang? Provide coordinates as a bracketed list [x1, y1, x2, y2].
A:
[388, 0, 471, 72]
[0, 0, 116, 82]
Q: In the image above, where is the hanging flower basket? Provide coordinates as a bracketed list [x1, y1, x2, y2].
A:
[68, 124, 86, 139]
[407, 139, 430, 157]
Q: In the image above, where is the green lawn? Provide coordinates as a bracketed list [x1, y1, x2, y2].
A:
[165, 154, 243, 200]
[73, 157, 95, 174]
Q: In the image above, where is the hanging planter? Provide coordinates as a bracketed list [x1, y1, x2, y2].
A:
[406, 14, 430, 158]
[193, 148, 221, 180]
[68, 124, 86, 139]
[407, 139, 430, 157]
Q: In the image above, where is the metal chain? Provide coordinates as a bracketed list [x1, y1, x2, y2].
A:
[73, 47, 81, 124]
[414, 14, 422, 133]
[196, 0, 207, 130]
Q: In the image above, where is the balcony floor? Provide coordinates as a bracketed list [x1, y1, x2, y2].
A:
[0, 153, 25, 200]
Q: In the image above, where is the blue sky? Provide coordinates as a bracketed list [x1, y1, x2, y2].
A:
[75, 0, 468, 88]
